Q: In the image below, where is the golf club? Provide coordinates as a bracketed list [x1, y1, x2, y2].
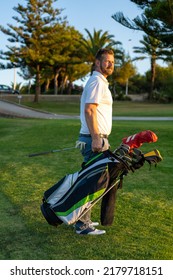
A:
[28, 140, 86, 157]
[28, 146, 76, 157]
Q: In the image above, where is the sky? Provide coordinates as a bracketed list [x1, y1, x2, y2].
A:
[0, 0, 165, 87]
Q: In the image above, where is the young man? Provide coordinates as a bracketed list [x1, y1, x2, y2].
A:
[75, 48, 115, 235]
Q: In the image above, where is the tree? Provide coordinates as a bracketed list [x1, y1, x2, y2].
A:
[153, 64, 173, 101]
[133, 35, 168, 98]
[80, 29, 123, 73]
[46, 24, 88, 95]
[112, 0, 173, 48]
[130, 74, 149, 94]
[112, 54, 136, 97]
[0, 0, 66, 102]
[60, 63, 90, 95]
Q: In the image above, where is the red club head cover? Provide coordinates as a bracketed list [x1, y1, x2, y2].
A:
[122, 130, 158, 149]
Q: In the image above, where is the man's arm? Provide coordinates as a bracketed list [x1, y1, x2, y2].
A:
[85, 103, 103, 152]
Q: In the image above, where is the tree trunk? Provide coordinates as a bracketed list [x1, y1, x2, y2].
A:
[34, 65, 41, 102]
[148, 57, 156, 100]
[60, 75, 68, 94]
[54, 68, 61, 95]
[45, 78, 50, 92]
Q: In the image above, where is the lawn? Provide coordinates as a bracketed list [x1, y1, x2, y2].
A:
[0, 115, 172, 260]
[23, 100, 173, 117]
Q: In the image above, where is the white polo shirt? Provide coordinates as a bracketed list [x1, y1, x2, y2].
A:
[80, 71, 113, 135]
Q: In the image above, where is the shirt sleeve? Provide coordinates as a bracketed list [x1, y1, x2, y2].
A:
[85, 78, 103, 104]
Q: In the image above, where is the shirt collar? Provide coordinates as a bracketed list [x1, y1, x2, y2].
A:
[92, 71, 109, 84]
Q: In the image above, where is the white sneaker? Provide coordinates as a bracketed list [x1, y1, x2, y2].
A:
[74, 221, 99, 228]
[89, 221, 99, 227]
[76, 226, 106, 235]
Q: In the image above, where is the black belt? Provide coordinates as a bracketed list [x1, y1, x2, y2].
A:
[79, 133, 108, 139]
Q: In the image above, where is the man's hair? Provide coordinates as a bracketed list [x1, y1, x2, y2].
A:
[95, 48, 114, 61]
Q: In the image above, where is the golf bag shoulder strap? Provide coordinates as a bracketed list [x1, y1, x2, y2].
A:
[81, 152, 106, 170]
[81, 150, 130, 171]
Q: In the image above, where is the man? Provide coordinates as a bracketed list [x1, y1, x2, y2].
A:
[75, 48, 115, 235]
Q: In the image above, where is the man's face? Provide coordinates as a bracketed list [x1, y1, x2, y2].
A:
[96, 54, 114, 77]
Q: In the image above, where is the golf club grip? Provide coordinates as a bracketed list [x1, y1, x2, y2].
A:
[28, 151, 52, 157]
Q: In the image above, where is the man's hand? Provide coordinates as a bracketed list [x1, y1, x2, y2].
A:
[92, 135, 103, 152]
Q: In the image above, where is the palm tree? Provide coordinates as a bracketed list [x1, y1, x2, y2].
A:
[112, 0, 173, 48]
[133, 35, 167, 99]
[80, 29, 122, 73]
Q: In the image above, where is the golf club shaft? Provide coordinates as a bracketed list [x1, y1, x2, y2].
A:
[28, 147, 76, 157]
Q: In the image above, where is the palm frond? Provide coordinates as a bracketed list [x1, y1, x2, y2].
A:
[112, 12, 140, 30]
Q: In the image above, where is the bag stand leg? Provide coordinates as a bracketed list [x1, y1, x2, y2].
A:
[100, 185, 117, 226]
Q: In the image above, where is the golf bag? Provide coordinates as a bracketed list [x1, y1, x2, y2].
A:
[40, 130, 162, 227]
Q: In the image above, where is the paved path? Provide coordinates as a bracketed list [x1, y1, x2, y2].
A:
[0, 100, 173, 121]
[112, 116, 173, 121]
[0, 100, 79, 119]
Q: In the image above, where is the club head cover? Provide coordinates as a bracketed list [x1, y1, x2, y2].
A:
[122, 130, 158, 149]
[144, 149, 163, 164]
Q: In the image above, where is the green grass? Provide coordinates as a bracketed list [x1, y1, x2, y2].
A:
[0, 115, 172, 260]
[23, 100, 173, 117]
